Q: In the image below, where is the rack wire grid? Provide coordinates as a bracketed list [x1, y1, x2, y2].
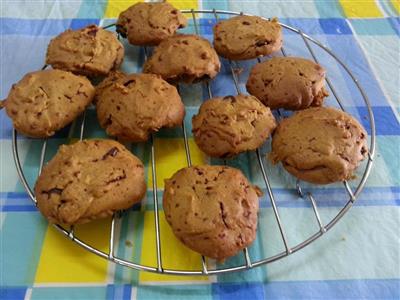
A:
[12, 9, 376, 276]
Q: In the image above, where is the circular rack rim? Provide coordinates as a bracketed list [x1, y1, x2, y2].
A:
[12, 9, 376, 276]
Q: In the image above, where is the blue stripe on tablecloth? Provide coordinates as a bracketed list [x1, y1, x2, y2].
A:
[77, 0, 108, 19]
[388, 17, 400, 35]
[350, 18, 398, 35]
[357, 106, 400, 135]
[30, 286, 108, 300]
[0, 18, 100, 36]
[0, 287, 27, 300]
[1, 212, 47, 286]
[2, 17, 386, 37]
[2, 187, 399, 212]
[212, 279, 400, 299]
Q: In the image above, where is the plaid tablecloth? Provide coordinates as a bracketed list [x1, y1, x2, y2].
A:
[1, 1, 399, 299]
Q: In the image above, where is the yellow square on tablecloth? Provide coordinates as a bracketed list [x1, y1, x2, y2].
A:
[35, 218, 111, 283]
[339, 0, 383, 18]
[148, 138, 207, 189]
[391, 0, 400, 14]
[139, 211, 209, 282]
[104, 0, 198, 18]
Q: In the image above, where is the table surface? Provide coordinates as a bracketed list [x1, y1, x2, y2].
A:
[1, 1, 399, 299]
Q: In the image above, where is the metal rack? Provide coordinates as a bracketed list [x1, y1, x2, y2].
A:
[12, 9, 376, 276]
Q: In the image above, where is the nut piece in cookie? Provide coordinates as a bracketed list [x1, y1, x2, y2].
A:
[35, 139, 146, 225]
[117, 2, 187, 46]
[46, 25, 124, 77]
[246, 57, 329, 110]
[1, 69, 95, 138]
[270, 107, 368, 184]
[95, 72, 185, 142]
[192, 94, 277, 158]
[143, 34, 221, 84]
[163, 165, 261, 260]
[214, 16, 282, 60]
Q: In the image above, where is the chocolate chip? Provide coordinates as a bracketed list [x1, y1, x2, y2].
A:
[223, 95, 236, 102]
[361, 147, 367, 155]
[200, 52, 208, 59]
[171, 9, 178, 14]
[42, 187, 63, 196]
[123, 79, 135, 87]
[105, 170, 126, 184]
[104, 115, 113, 127]
[102, 147, 119, 160]
[87, 27, 98, 37]
[255, 40, 269, 47]
[242, 21, 251, 25]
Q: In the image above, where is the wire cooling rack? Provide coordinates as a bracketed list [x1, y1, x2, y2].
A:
[12, 9, 376, 276]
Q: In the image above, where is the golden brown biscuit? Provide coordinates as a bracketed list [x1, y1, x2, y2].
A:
[117, 2, 187, 46]
[246, 57, 329, 110]
[35, 139, 146, 225]
[192, 94, 277, 158]
[214, 16, 282, 60]
[1, 69, 95, 138]
[95, 72, 185, 142]
[270, 107, 368, 184]
[163, 165, 261, 260]
[143, 34, 221, 83]
[46, 25, 124, 77]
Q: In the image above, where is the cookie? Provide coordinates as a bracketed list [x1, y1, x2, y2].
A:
[95, 72, 185, 142]
[35, 139, 146, 225]
[213, 16, 282, 60]
[46, 25, 124, 77]
[246, 57, 329, 110]
[1, 69, 95, 138]
[163, 165, 261, 260]
[143, 34, 221, 84]
[116, 2, 187, 46]
[270, 107, 368, 184]
[192, 94, 277, 158]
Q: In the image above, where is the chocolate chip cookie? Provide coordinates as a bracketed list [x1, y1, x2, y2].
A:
[1, 69, 95, 138]
[270, 107, 368, 184]
[246, 57, 329, 110]
[163, 165, 261, 260]
[143, 34, 221, 83]
[214, 16, 282, 60]
[192, 94, 277, 158]
[95, 72, 185, 142]
[35, 139, 146, 225]
[117, 2, 187, 46]
[46, 25, 124, 77]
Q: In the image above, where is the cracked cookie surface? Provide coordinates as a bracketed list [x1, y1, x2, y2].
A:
[143, 34, 221, 84]
[192, 94, 277, 158]
[95, 71, 185, 142]
[270, 107, 368, 184]
[35, 139, 146, 225]
[1, 69, 95, 138]
[246, 57, 329, 110]
[46, 25, 124, 77]
[163, 165, 261, 260]
[213, 16, 282, 60]
[116, 2, 187, 46]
